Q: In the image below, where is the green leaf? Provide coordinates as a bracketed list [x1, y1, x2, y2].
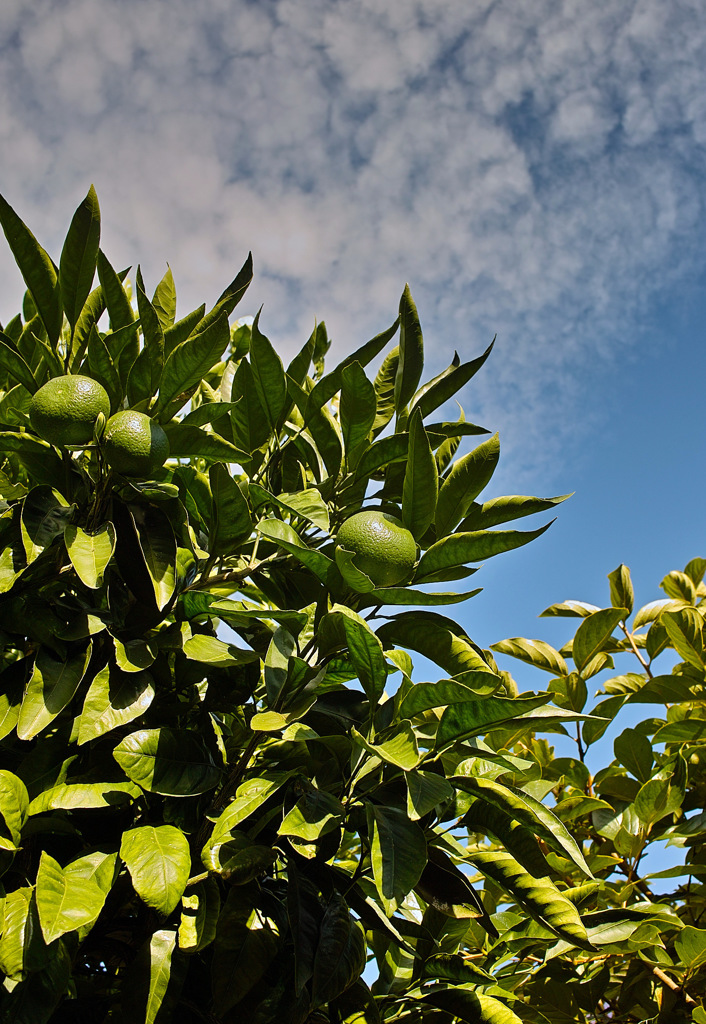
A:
[330, 604, 387, 705]
[163, 303, 205, 355]
[28, 781, 141, 815]
[182, 633, 258, 667]
[278, 786, 344, 841]
[269, 487, 330, 532]
[572, 608, 627, 672]
[407, 770, 454, 820]
[264, 626, 296, 706]
[0, 332, 40, 394]
[69, 283, 105, 371]
[179, 877, 220, 953]
[0, 932, 71, 1023]
[206, 773, 294, 859]
[354, 434, 408, 481]
[352, 722, 421, 771]
[372, 346, 399, 435]
[311, 894, 366, 1007]
[436, 434, 500, 537]
[394, 284, 424, 412]
[454, 776, 592, 876]
[634, 774, 684, 825]
[163, 421, 248, 463]
[341, 361, 376, 469]
[131, 503, 177, 610]
[87, 323, 122, 411]
[64, 521, 115, 588]
[402, 407, 438, 540]
[614, 728, 653, 783]
[410, 344, 493, 421]
[398, 675, 505, 718]
[0, 769, 27, 852]
[675, 926, 706, 970]
[211, 886, 279, 1016]
[17, 644, 92, 741]
[257, 517, 334, 583]
[21, 485, 71, 564]
[59, 185, 100, 331]
[607, 564, 634, 616]
[249, 310, 287, 431]
[540, 600, 602, 619]
[422, 986, 523, 1024]
[127, 268, 165, 405]
[0, 192, 63, 344]
[661, 607, 705, 668]
[209, 462, 252, 555]
[491, 637, 568, 675]
[231, 359, 270, 453]
[121, 928, 178, 1024]
[415, 522, 553, 582]
[422, 954, 493, 986]
[0, 432, 64, 490]
[377, 611, 494, 677]
[198, 252, 253, 334]
[0, 887, 35, 979]
[120, 825, 191, 916]
[155, 311, 230, 419]
[152, 265, 177, 328]
[36, 851, 105, 943]
[96, 250, 135, 332]
[469, 849, 589, 946]
[368, 804, 427, 914]
[364, 585, 482, 606]
[113, 728, 221, 796]
[436, 695, 552, 747]
[78, 664, 155, 744]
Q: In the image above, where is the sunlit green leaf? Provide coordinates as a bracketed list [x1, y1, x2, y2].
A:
[64, 521, 115, 588]
[17, 644, 92, 741]
[120, 825, 191, 916]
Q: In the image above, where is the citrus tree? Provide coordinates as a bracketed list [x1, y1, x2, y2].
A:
[0, 186, 698, 1024]
[488, 561, 706, 1023]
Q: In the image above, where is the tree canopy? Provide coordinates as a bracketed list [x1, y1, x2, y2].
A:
[0, 187, 702, 1023]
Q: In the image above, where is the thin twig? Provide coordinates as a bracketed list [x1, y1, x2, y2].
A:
[620, 622, 653, 678]
[653, 966, 697, 1007]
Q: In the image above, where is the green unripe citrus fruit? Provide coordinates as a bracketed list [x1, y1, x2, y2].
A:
[29, 374, 110, 447]
[102, 410, 170, 478]
[335, 510, 417, 587]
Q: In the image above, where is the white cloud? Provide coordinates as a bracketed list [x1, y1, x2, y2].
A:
[0, 0, 704, 482]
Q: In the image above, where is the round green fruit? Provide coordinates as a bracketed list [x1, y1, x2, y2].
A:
[29, 374, 110, 447]
[102, 410, 170, 478]
[335, 510, 417, 588]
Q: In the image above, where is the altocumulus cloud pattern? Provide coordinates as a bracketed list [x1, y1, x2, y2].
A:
[0, 0, 704, 469]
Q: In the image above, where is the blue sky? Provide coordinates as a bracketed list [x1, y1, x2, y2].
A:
[0, 0, 705, 717]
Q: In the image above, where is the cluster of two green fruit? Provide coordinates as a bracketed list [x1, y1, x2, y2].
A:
[28, 375, 169, 478]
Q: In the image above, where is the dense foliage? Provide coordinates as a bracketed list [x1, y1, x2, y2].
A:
[0, 187, 701, 1023]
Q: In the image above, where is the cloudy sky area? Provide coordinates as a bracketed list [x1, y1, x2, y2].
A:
[0, 0, 705, 686]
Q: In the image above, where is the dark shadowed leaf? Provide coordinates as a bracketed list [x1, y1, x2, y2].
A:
[0, 193, 63, 344]
[368, 804, 427, 914]
[402, 407, 438, 540]
[394, 285, 424, 413]
[435, 433, 500, 538]
[311, 894, 366, 1007]
[17, 644, 92, 741]
[60, 185, 100, 330]
[113, 728, 221, 795]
